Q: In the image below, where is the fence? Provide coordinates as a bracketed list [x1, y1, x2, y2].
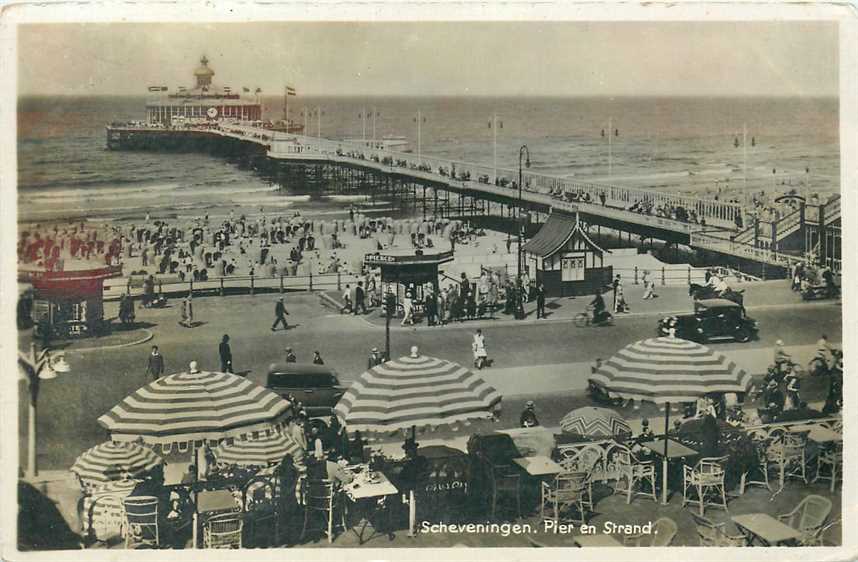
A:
[108, 271, 359, 301]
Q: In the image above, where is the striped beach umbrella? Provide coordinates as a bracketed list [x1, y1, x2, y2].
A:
[214, 431, 304, 467]
[334, 351, 502, 434]
[97, 370, 292, 445]
[588, 336, 753, 404]
[588, 335, 752, 504]
[70, 441, 162, 488]
[559, 407, 631, 439]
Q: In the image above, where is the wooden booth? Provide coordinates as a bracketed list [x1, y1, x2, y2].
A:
[20, 264, 122, 338]
[523, 212, 613, 297]
[364, 248, 454, 317]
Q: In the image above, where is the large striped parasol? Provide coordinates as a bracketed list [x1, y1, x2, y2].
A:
[214, 431, 305, 467]
[559, 407, 631, 439]
[70, 441, 162, 488]
[97, 370, 292, 445]
[334, 351, 502, 434]
[588, 335, 752, 505]
[588, 336, 753, 403]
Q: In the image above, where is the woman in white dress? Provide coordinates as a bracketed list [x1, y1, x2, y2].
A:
[472, 329, 488, 369]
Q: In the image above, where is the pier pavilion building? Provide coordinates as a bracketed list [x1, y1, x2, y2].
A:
[145, 56, 262, 126]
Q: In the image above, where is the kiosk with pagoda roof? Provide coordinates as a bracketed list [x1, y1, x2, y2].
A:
[522, 212, 613, 297]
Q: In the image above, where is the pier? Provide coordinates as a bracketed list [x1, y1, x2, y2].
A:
[106, 122, 841, 276]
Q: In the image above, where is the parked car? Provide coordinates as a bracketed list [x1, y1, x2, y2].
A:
[252, 363, 347, 419]
[658, 298, 758, 343]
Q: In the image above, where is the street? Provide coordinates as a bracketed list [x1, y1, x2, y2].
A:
[19, 281, 841, 471]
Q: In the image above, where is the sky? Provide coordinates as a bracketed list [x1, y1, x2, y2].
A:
[17, 21, 839, 97]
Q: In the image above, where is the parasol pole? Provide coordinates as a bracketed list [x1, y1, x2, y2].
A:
[663, 401, 670, 505]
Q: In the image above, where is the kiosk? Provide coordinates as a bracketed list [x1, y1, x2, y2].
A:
[363, 248, 454, 317]
[523, 212, 613, 297]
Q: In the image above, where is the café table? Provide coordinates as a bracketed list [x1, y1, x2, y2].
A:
[639, 439, 698, 504]
[513, 456, 564, 477]
[573, 534, 624, 547]
[640, 439, 699, 459]
[789, 424, 842, 444]
[342, 468, 399, 544]
[732, 513, 802, 546]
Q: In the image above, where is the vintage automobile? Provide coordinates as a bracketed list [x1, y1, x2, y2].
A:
[658, 298, 758, 343]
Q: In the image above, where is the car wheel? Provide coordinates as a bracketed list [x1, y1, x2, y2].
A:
[735, 327, 752, 343]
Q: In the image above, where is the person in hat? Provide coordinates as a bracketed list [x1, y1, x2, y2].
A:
[188, 360, 200, 374]
[285, 347, 297, 363]
[312, 350, 325, 365]
[271, 297, 289, 331]
[519, 401, 540, 428]
[784, 370, 801, 411]
[472, 329, 488, 369]
[218, 334, 233, 373]
[145, 345, 165, 380]
[773, 339, 792, 376]
[368, 347, 383, 369]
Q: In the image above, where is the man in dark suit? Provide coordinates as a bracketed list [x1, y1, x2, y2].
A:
[354, 281, 367, 315]
[146, 345, 165, 380]
[535, 284, 546, 319]
[271, 297, 289, 331]
[219, 334, 233, 373]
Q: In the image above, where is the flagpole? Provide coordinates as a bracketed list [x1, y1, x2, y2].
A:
[372, 107, 377, 142]
[417, 109, 422, 165]
[743, 122, 748, 203]
[493, 114, 498, 184]
[608, 117, 613, 178]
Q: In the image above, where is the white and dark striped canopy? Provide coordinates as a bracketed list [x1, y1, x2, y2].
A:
[70, 441, 162, 488]
[560, 407, 631, 438]
[214, 431, 304, 467]
[588, 336, 753, 404]
[98, 370, 292, 445]
[334, 353, 502, 434]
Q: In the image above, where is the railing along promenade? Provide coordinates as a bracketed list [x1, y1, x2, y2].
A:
[107, 122, 809, 268]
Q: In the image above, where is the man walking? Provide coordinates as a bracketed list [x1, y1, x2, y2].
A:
[219, 334, 233, 373]
[341, 284, 353, 314]
[354, 281, 367, 315]
[271, 297, 289, 331]
[145, 345, 165, 380]
[536, 283, 546, 319]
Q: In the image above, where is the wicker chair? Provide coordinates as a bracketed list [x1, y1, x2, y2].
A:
[540, 472, 588, 526]
[682, 456, 729, 516]
[122, 496, 159, 549]
[813, 441, 842, 492]
[243, 476, 279, 547]
[203, 512, 243, 549]
[624, 517, 677, 546]
[612, 449, 657, 504]
[740, 438, 773, 494]
[489, 464, 522, 520]
[689, 512, 746, 546]
[300, 479, 346, 544]
[777, 494, 832, 546]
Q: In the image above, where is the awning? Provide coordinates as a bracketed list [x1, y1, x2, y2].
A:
[522, 212, 578, 257]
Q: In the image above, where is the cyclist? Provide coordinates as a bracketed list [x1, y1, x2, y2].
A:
[590, 289, 609, 324]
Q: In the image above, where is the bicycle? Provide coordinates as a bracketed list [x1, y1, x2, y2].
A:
[574, 305, 613, 327]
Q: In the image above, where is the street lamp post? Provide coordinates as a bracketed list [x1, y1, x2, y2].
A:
[517, 145, 531, 320]
[18, 343, 70, 479]
[384, 289, 396, 360]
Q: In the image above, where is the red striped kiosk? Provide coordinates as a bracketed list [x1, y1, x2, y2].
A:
[19, 264, 122, 338]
